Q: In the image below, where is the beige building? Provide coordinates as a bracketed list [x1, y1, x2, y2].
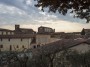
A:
[30, 34, 60, 48]
[0, 25, 36, 51]
[36, 34, 60, 44]
[0, 25, 60, 51]
[0, 35, 35, 51]
[0, 34, 60, 51]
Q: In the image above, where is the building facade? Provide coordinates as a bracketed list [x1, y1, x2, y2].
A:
[38, 26, 55, 34]
[0, 35, 35, 51]
[0, 25, 36, 51]
[15, 25, 36, 34]
[30, 34, 60, 49]
[81, 28, 90, 35]
[0, 25, 60, 51]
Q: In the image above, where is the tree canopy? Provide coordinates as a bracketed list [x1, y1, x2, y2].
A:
[81, 28, 85, 35]
[35, 0, 90, 23]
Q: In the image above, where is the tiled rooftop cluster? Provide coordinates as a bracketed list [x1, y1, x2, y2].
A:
[31, 39, 90, 56]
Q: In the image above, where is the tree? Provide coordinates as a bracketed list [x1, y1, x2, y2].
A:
[81, 28, 85, 35]
[35, 0, 90, 23]
[0, 51, 29, 67]
[32, 49, 56, 67]
[66, 50, 90, 67]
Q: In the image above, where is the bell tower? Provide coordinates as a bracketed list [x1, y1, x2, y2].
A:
[15, 24, 20, 31]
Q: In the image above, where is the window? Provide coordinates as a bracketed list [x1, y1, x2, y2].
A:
[21, 38, 23, 41]
[10, 32, 12, 35]
[22, 45, 24, 48]
[11, 32, 14, 35]
[0, 45, 3, 48]
[8, 38, 10, 41]
[0, 31, 2, 35]
[10, 45, 12, 51]
[6, 32, 8, 35]
[17, 45, 19, 48]
[3, 32, 6, 35]
[2, 32, 3, 35]
[37, 45, 40, 47]
[33, 46, 36, 48]
[8, 32, 10, 35]
[1, 38, 2, 41]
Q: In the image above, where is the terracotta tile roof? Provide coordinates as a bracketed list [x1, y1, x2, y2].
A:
[31, 39, 87, 56]
[39, 26, 53, 29]
[85, 39, 90, 44]
[0, 34, 36, 38]
[84, 29, 90, 33]
[85, 29, 90, 31]
[20, 28, 34, 31]
[14, 28, 36, 34]
[0, 28, 13, 32]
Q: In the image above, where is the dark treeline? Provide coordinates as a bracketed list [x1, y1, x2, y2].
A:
[1, 49, 90, 67]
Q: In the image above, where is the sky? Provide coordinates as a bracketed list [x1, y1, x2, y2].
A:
[0, 0, 90, 32]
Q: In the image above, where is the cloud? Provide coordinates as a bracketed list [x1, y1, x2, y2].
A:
[0, 0, 89, 32]
[0, 0, 26, 10]
[0, 0, 85, 23]
[0, 0, 57, 23]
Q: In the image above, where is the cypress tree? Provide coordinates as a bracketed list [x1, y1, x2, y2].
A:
[81, 28, 85, 35]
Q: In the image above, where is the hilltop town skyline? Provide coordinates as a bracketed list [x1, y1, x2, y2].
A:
[0, 0, 90, 67]
[0, 24, 90, 33]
